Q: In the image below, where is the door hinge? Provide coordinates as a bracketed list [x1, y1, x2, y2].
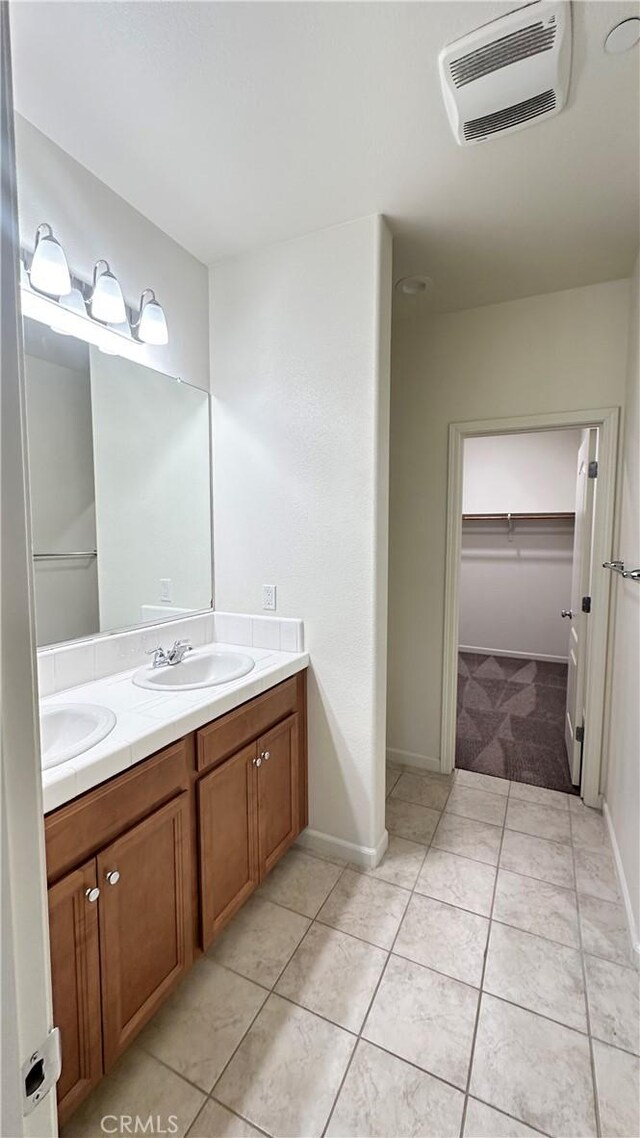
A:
[588, 460, 598, 478]
[582, 595, 592, 613]
[22, 1028, 61, 1116]
[576, 724, 585, 744]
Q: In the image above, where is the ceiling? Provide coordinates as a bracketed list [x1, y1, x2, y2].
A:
[9, 1, 640, 312]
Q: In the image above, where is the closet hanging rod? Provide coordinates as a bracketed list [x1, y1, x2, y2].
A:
[461, 511, 575, 521]
[603, 560, 640, 581]
[33, 551, 97, 561]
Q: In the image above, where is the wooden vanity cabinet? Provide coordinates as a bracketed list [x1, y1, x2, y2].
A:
[45, 670, 307, 1125]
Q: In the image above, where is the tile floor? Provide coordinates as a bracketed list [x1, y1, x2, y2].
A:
[63, 765, 639, 1138]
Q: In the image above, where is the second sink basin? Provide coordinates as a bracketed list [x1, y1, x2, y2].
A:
[40, 704, 117, 769]
[133, 648, 255, 692]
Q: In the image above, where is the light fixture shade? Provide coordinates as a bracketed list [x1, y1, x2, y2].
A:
[135, 288, 168, 345]
[50, 287, 87, 335]
[29, 224, 72, 297]
[90, 259, 126, 324]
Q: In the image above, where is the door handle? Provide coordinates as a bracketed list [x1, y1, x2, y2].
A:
[561, 609, 574, 619]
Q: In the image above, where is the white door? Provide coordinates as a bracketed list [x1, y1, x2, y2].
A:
[564, 429, 597, 786]
[1, 9, 58, 1135]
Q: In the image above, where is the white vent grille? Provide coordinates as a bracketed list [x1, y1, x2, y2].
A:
[450, 21, 557, 88]
[464, 89, 556, 141]
[438, 2, 571, 146]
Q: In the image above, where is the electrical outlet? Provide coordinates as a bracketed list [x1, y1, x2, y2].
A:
[160, 578, 173, 603]
[262, 584, 277, 611]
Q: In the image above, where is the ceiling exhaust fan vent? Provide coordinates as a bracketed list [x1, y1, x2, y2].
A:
[439, 2, 571, 145]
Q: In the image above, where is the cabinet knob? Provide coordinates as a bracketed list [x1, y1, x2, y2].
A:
[253, 756, 262, 768]
[105, 869, 120, 886]
[262, 750, 271, 762]
[85, 886, 100, 903]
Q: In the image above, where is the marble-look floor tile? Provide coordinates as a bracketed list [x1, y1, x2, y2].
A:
[483, 922, 587, 1031]
[505, 799, 571, 845]
[574, 846, 620, 903]
[187, 1100, 264, 1138]
[391, 771, 452, 811]
[500, 829, 574, 889]
[207, 896, 310, 987]
[508, 782, 571, 811]
[362, 835, 426, 889]
[446, 785, 507, 827]
[386, 763, 402, 796]
[592, 1039, 640, 1138]
[470, 994, 597, 1137]
[385, 797, 441, 845]
[493, 868, 579, 949]
[363, 953, 479, 1088]
[62, 1047, 204, 1138]
[316, 868, 409, 949]
[137, 958, 267, 1091]
[275, 923, 386, 1032]
[433, 813, 502, 867]
[326, 1039, 465, 1138]
[416, 848, 496, 917]
[256, 848, 342, 917]
[579, 894, 635, 967]
[463, 1098, 541, 1137]
[454, 769, 510, 796]
[395, 892, 489, 987]
[585, 953, 640, 1054]
[214, 994, 355, 1138]
[570, 805, 608, 850]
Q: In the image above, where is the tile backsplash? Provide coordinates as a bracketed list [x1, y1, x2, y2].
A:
[37, 610, 304, 697]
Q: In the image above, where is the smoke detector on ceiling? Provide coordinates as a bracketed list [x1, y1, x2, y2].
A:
[439, 1, 572, 146]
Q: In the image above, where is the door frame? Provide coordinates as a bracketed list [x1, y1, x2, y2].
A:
[440, 407, 620, 808]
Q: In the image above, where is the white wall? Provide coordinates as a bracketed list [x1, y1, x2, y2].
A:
[459, 431, 579, 661]
[15, 115, 210, 392]
[604, 254, 640, 950]
[462, 430, 581, 514]
[24, 349, 99, 645]
[90, 351, 212, 631]
[210, 215, 392, 861]
[388, 279, 630, 766]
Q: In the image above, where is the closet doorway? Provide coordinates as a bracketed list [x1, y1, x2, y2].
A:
[440, 409, 619, 807]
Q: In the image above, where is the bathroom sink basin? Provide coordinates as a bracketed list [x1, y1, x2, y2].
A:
[132, 649, 255, 692]
[40, 704, 117, 770]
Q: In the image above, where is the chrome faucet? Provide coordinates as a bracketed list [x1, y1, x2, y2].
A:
[146, 639, 192, 668]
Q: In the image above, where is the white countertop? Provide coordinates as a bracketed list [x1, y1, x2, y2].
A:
[41, 642, 309, 813]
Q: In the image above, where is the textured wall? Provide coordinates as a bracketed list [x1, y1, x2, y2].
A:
[210, 216, 392, 858]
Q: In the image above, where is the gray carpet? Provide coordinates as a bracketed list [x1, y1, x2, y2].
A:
[456, 652, 577, 794]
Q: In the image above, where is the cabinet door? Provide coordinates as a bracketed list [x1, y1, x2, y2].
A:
[98, 793, 191, 1069]
[48, 860, 102, 1125]
[199, 741, 259, 949]
[257, 714, 299, 878]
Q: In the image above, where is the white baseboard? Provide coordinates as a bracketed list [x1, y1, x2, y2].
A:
[459, 645, 569, 664]
[603, 800, 640, 963]
[296, 826, 389, 870]
[386, 747, 442, 774]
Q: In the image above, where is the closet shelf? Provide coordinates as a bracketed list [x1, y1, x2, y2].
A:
[462, 512, 575, 521]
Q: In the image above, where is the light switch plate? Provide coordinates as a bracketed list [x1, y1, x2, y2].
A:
[160, 578, 172, 603]
[262, 584, 277, 611]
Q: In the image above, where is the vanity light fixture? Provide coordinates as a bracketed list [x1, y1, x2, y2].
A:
[90, 259, 127, 324]
[133, 288, 169, 345]
[29, 223, 72, 297]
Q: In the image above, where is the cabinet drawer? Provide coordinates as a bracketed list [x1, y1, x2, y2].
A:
[45, 737, 192, 885]
[197, 676, 298, 772]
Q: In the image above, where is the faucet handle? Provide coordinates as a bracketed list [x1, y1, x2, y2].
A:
[146, 645, 162, 655]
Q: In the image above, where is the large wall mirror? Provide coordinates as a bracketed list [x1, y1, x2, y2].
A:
[24, 317, 213, 647]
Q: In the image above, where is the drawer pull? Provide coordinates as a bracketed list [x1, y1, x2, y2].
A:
[105, 869, 120, 886]
[85, 886, 100, 903]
